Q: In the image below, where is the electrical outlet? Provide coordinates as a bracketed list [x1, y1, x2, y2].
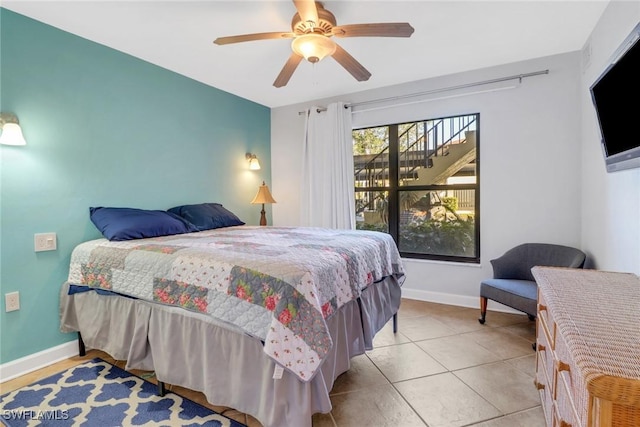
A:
[34, 232, 57, 252]
[5, 292, 20, 312]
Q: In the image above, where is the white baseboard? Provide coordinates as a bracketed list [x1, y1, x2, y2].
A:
[0, 340, 79, 384]
[401, 287, 522, 314]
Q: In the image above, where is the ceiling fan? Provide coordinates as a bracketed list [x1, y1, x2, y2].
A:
[213, 0, 414, 88]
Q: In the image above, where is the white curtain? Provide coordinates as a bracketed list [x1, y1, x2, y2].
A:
[300, 102, 355, 229]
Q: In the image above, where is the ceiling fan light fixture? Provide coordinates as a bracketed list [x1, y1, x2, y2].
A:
[291, 34, 336, 63]
[214, 0, 414, 87]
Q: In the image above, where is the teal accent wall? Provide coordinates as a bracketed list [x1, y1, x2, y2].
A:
[0, 9, 271, 364]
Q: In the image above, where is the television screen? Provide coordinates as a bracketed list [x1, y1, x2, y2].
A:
[590, 22, 640, 172]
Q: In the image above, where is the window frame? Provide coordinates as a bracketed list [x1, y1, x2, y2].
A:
[354, 113, 480, 263]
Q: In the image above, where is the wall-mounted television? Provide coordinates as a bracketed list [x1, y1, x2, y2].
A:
[589, 22, 640, 173]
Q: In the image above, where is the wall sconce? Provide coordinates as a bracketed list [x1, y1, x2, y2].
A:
[251, 181, 277, 226]
[245, 152, 261, 170]
[0, 112, 27, 146]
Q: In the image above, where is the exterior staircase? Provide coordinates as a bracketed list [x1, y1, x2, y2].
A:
[410, 130, 476, 186]
[354, 115, 477, 222]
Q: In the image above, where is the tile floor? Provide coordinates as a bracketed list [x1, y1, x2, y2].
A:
[1, 299, 545, 427]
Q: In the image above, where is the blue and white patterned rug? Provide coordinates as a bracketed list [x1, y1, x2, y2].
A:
[0, 358, 246, 427]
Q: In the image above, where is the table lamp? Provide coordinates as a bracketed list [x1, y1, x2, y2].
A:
[251, 181, 277, 226]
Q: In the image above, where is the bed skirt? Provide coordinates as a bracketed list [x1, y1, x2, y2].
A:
[59, 276, 401, 427]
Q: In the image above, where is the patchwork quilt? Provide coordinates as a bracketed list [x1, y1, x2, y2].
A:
[66, 226, 404, 381]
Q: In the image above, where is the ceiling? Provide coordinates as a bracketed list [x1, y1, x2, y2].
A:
[3, 1, 609, 108]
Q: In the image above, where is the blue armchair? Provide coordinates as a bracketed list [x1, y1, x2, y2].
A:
[478, 243, 586, 324]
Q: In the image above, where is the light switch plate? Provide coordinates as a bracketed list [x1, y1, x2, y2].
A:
[5, 292, 19, 312]
[34, 232, 57, 252]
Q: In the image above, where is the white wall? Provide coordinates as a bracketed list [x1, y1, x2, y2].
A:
[580, 1, 640, 275]
[271, 52, 584, 307]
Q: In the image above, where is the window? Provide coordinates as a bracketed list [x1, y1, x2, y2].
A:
[354, 113, 480, 263]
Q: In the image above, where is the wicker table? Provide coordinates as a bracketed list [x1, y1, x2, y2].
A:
[532, 267, 640, 427]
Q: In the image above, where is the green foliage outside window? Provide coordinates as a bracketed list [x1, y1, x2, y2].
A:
[441, 197, 458, 212]
[356, 222, 388, 233]
[357, 215, 475, 257]
[353, 127, 388, 155]
[399, 217, 475, 257]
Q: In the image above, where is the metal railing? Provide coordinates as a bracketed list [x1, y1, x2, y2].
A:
[354, 114, 478, 192]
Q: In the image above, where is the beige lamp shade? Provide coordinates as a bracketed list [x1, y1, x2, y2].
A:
[251, 181, 277, 204]
[251, 181, 276, 226]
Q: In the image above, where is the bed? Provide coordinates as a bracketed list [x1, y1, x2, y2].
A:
[59, 224, 404, 427]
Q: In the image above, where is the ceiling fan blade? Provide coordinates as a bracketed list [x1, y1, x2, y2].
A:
[331, 44, 371, 82]
[293, 0, 319, 25]
[214, 32, 295, 45]
[273, 53, 303, 88]
[332, 23, 415, 38]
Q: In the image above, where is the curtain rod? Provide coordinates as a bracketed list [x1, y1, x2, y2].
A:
[298, 107, 327, 115]
[297, 69, 549, 115]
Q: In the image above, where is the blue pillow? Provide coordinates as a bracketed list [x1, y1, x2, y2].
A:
[167, 203, 245, 231]
[89, 207, 198, 241]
